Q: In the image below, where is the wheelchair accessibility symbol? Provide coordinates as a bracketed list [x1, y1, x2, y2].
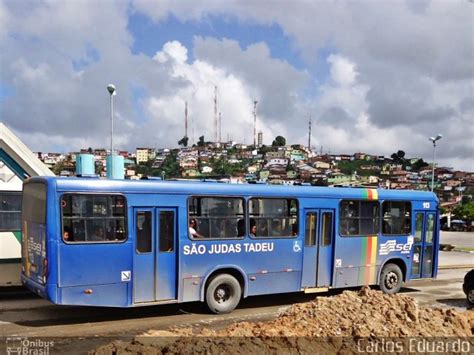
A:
[293, 241, 302, 252]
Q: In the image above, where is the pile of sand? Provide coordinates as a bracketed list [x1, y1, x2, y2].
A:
[94, 287, 473, 354]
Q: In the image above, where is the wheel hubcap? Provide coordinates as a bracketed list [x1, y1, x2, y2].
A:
[468, 290, 474, 303]
[385, 271, 398, 289]
[214, 285, 230, 304]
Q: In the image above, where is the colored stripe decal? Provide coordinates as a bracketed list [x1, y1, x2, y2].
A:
[359, 238, 368, 284]
[365, 189, 378, 200]
[370, 236, 378, 283]
[372, 189, 378, 200]
[359, 235, 378, 285]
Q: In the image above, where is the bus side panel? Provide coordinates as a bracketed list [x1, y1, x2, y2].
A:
[333, 235, 380, 288]
[334, 234, 414, 288]
[57, 243, 132, 306]
[58, 243, 133, 286]
[180, 238, 303, 301]
[59, 283, 129, 307]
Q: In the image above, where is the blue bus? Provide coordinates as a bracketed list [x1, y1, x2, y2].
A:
[21, 177, 439, 313]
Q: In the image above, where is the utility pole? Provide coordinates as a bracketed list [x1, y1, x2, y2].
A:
[107, 84, 116, 179]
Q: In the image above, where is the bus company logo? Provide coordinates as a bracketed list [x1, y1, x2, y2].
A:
[379, 238, 413, 256]
[6, 337, 54, 355]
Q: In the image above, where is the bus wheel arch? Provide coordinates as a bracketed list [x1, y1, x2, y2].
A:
[378, 260, 406, 294]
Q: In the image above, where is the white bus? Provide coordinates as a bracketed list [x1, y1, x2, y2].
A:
[0, 180, 23, 286]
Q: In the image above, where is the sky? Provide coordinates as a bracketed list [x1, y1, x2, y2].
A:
[0, 0, 473, 171]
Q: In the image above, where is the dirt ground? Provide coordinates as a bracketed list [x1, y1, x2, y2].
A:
[93, 287, 474, 354]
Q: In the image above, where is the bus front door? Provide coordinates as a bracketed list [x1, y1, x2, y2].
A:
[133, 208, 177, 303]
[301, 209, 335, 288]
[411, 211, 436, 279]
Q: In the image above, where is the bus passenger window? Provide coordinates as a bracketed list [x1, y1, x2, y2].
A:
[136, 212, 152, 253]
[249, 198, 298, 238]
[305, 213, 317, 246]
[340, 200, 379, 236]
[0, 192, 22, 232]
[159, 211, 174, 252]
[61, 194, 127, 243]
[321, 212, 333, 246]
[382, 201, 411, 235]
[188, 197, 245, 239]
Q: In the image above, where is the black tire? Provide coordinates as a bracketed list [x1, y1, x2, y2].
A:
[379, 263, 403, 294]
[205, 274, 241, 314]
[467, 286, 474, 305]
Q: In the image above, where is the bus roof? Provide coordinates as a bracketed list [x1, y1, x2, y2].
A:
[27, 176, 438, 202]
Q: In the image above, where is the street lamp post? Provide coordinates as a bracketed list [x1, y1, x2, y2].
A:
[107, 84, 116, 178]
[429, 134, 442, 192]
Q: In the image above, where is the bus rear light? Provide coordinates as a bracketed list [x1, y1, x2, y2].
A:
[84, 289, 93, 295]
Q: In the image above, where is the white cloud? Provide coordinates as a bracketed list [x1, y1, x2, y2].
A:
[327, 54, 358, 87]
[154, 40, 188, 64]
[1, 1, 472, 171]
[144, 40, 280, 146]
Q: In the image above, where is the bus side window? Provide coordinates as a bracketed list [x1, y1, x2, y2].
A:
[340, 200, 379, 236]
[249, 198, 298, 238]
[62, 194, 127, 243]
[188, 197, 245, 239]
[382, 201, 411, 236]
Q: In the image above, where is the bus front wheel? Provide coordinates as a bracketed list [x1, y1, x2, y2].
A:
[379, 263, 403, 294]
[205, 274, 241, 314]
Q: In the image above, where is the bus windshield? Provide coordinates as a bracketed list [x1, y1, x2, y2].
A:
[21, 182, 47, 284]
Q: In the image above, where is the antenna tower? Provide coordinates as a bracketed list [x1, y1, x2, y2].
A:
[185, 101, 188, 138]
[253, 100, 258, 147]
[214, 86, 218, 142]
[308, 115, 312, 149]
[219, 112, 222, 143]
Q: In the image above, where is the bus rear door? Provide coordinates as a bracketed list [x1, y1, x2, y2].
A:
[133, 208, 177, 303]
[411, 210, 437, 279]
[301, 209, 335, 288]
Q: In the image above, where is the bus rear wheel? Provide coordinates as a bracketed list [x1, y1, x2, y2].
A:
[205, 274, 241, 314]
[379, 263, 403, 295]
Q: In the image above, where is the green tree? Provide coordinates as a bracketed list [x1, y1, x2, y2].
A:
[272, 136, 286, 147]
[390, 150, 406, 164]
[178, 136, 189, 147]
[411, 158, 429, 171]
[197, 135, 205, 147]
[453, 201, 474, 221]
[258, 144, 272, 154]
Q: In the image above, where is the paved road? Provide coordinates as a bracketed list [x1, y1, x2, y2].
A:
[0, 267, 471, 354]
[440, 231, 474, 248]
